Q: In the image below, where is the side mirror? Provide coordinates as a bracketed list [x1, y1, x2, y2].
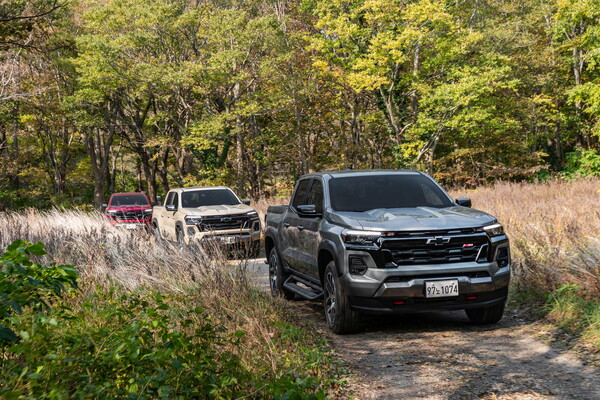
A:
[296, 204, 321, 217]
[101, 203, 107, 212]
[455, 198, 472, 208]
[165, 204, 177, 212]
[242, 199, 251, 205]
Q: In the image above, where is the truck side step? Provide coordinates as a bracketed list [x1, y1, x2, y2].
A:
[283, 275, 324, 301]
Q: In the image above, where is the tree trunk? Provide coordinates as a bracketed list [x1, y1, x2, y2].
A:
[82, 127, 114, 210]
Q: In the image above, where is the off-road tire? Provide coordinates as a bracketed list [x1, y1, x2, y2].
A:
[323, 261, 360, 334]
[152, 220, 162, 241]
[176, 227, 186, 249]
[249, 241, 261, 259]
[268, 248, 294, 299]
[465, 301, 505, 324]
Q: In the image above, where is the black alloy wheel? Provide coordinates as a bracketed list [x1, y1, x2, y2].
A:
[268, 248, 294, 299]
[323, 261, 360, 334]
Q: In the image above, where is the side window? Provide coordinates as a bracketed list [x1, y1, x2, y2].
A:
[166, 192, 179, 208]
[165, 192, 175, 207]
[292, 179, 311, 208]
[308, 180, 324, 214]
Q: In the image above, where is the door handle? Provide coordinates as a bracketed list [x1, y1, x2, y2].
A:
[298, 225, 304, 231]
[283, 222, 290, 228]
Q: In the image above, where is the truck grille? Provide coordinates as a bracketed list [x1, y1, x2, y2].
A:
[381, 232, 489, 265]
[114, 211, 145, 220]
[199, 214, 249, 231]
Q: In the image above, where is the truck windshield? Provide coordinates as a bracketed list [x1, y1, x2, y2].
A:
[181, 189, 240, 207]
[329, 174, 453, 212]
[109, 194, 149, 206]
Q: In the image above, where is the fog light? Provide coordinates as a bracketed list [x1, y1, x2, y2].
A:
[349, 256, 368, 275]
[496, 247, 510, 267]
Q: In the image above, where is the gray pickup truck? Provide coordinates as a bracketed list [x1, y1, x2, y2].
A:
[264, 170, 510, 333]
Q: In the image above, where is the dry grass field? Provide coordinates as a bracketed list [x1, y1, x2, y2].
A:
[452, 178, 600, 297]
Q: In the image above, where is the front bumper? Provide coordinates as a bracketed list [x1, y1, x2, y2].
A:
[340, 248, 510, 315]
[185, 230, 261, 246]
[349, 286, 508, 315]
[111, 220, 151, 228]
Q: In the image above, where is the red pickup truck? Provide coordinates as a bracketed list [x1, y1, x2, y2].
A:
[103, 192, 153, 228]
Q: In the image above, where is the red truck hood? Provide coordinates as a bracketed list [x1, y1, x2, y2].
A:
[107, 205, 151, 211]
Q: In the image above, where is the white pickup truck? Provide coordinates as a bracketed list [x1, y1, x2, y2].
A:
[152, 186, 261, 255]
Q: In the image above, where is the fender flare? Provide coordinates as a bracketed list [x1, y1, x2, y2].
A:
[318, 239, 342, 281]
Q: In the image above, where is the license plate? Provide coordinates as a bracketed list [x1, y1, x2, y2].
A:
[219, 236, 236, 244]
[424, 279, 459, 298]
[124, 224, 139, 229]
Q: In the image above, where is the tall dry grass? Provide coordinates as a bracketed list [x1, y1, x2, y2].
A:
[452, 178, 600, 297]
[0, 209, 227, 292]
[0, 209, 328, 380]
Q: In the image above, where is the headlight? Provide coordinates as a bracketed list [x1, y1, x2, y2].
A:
[143, 209, 153, 215]
[341, 229, 382, 245]
[106, 211, 117, 217]
[185, 216, 203, 225]
[483, 223, 504, 237]
[247, 211, 259, 218]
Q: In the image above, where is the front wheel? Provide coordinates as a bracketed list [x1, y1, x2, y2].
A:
[249, 241, 260, 259]
[176, 227, 186, 249]
[465, 301, 506, 324]
[268, 248, 294, 299]
[152, 220, 162, 241]
[323, 261, 360, 334]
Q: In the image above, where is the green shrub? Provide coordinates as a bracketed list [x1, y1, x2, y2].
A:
[0, 242, 332, 399]
[0, 240, 78, 343]
[1, 289, 327, 399]
[563, 148, 600, 178]
[546, 283, 600, 348]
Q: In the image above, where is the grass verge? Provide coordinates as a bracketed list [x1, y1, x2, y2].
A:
[0, 211, 343, 399]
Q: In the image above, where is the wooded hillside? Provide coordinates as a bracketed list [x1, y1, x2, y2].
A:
[2, 0, 600, 209]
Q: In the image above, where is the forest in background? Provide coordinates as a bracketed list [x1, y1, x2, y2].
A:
[2, 0, 600, 210]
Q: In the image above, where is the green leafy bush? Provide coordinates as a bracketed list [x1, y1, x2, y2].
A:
[546, 284, 600, 348]
[0, 240, 78, 343]
[0, 241, 332, 399]
[1, 290, 327, 399]
[563, 148, 600, 178]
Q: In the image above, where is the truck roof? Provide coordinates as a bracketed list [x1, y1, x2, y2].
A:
[110, 192, 149, 197]
[166, 186, 233, 193]
[303, 169, 424, 179]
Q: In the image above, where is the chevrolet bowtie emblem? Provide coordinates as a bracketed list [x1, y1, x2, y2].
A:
[426, 236, 450, 246]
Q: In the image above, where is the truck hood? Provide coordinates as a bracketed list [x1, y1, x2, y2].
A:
[107, 205, 151, 212]
[328, 206, 495, 231]
[181, 204, 255, 216]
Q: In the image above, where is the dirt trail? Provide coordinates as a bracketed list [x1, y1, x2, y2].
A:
[248, 261, 600, 399]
